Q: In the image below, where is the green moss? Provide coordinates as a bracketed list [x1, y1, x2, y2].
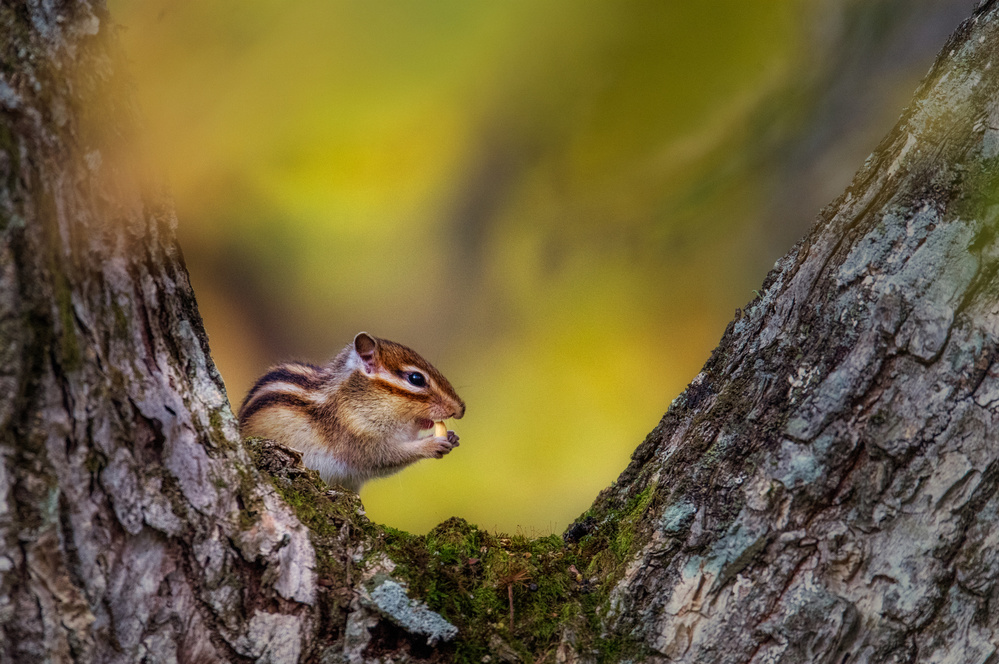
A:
[231, 448, 268, 532]
[204, 407, 238, 453]
[156, 467, 191, 524]
[208, 409, 224, 433]
[84, 450, 105, 475]
[401, 523, 582, 663]
[111, 300, 129, 340]
[0, 122, 19, 200]
[610, 484, 655, 563]
[270, 472, 360, 540]
[53, 269, 82, 372]
[242, 437, 656, 660]
[243, 437, 370, 581]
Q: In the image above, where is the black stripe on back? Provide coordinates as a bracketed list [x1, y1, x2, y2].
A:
[243, 363, 322, 405]
[239, 390, 314, 424]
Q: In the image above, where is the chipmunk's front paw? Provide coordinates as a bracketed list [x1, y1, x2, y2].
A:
[425, 435, 457, 459]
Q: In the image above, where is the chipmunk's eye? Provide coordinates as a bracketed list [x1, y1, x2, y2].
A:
[406, 372, 426, 387]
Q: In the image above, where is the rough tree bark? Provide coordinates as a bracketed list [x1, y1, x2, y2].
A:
[2, 1, 999, 663]
[0, 3, 316, 662]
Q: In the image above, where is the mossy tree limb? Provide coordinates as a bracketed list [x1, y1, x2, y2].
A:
[3, 1, 999, 663]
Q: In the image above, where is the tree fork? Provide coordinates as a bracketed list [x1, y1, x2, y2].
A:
[2, 1, 999, 663]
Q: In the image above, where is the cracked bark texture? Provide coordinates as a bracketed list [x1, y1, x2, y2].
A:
[0, 3, 316, 663]
[3, 0, 999, 663]
[576, 3, 999, 662]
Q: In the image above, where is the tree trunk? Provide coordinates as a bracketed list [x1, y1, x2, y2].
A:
[580, 3, 999, 661]
[2, 1, 999, 663]
[0, 3, 316, 662]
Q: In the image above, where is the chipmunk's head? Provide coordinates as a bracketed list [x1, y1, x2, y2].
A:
[344, 332, 465, 429]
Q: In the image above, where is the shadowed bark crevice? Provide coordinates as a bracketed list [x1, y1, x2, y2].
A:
[3, 1, 999, 662]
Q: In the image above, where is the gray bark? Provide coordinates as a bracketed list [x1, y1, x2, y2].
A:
[580, 3, 999, 661]
[0, 3, 315, 662]
[2, 1, 999, 663]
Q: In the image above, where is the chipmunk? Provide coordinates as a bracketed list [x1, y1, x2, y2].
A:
[239, 332, 465, 492]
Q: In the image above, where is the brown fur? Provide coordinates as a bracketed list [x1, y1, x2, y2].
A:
[238, 333, 464, 492]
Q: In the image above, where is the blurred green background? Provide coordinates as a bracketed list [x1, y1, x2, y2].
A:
[108, 0, 973, 534]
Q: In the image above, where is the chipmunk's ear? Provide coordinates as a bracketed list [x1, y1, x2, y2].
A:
[353, 332, 380, 373]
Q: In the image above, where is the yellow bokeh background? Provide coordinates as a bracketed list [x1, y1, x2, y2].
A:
[108, 0, 963, 533]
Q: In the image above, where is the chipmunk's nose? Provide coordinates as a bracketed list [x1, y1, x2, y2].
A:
[452, 400, 466, 420]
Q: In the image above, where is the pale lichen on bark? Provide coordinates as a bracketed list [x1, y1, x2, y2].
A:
[3, 0, 999, 662]
[570, 3, 999, 662]
[0, 2, 318, 662]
